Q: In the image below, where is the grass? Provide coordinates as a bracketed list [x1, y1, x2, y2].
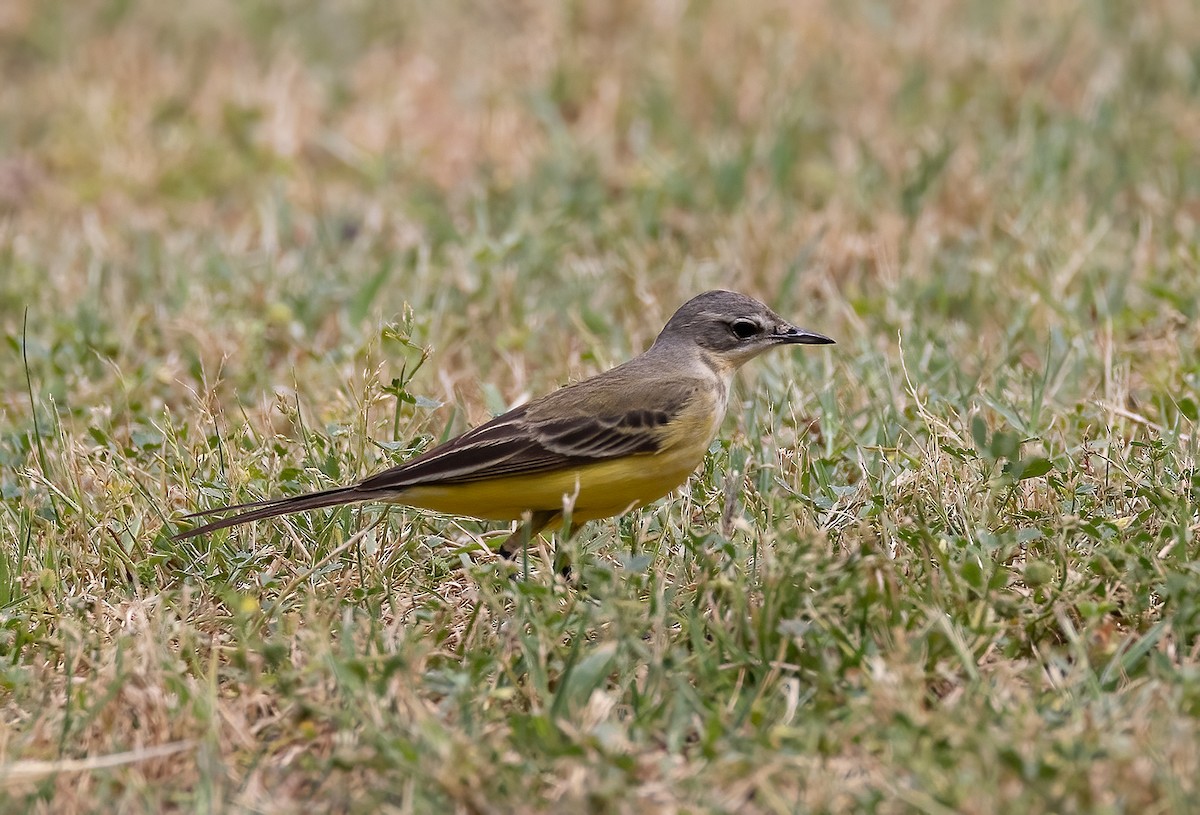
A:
[2, 0, 1200, 811]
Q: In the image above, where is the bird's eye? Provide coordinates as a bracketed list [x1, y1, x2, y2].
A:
[729, 319, 760, 340]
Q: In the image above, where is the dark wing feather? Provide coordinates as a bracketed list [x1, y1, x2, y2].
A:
[354, 403, 670, 491]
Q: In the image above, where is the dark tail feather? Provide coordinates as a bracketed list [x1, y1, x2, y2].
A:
[171, 486, 375, 540]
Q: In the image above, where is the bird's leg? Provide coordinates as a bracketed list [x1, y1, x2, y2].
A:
[498, 511, 585, 581]
[553, 521, 583, 580]
[498, 510, 560, 562]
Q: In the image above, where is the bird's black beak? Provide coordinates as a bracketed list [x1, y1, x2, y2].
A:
[775, 325, 835, 345]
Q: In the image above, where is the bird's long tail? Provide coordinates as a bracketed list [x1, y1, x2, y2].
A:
[171, 486, 386, 540]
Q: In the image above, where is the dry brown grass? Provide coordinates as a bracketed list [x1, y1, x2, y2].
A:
[3, 0, 1200, 811]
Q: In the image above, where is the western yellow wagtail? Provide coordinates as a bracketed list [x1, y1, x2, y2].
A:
[173, 290, 833, 557]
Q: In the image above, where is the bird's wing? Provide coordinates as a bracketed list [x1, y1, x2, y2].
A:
[354, 402, 677, 491]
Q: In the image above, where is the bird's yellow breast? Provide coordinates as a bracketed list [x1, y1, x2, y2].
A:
[396, 397, 725, 522]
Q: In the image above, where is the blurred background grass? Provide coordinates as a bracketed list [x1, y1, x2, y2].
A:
[2, 0, 1199, 812]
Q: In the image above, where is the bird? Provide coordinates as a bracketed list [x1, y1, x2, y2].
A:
[173, 290, 834, 560]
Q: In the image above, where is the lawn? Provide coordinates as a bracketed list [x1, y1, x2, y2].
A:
[2, 0, 1199, 811]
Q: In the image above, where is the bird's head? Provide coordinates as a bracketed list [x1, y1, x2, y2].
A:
[653, 290, 835, 372]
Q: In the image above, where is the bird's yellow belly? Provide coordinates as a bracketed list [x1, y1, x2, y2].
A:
[397, 445, 707, 522]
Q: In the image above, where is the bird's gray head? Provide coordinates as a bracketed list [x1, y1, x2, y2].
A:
[652, 290, 834, 370]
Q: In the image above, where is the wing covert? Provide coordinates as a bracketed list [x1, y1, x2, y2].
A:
[353, 403, 674, 492]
